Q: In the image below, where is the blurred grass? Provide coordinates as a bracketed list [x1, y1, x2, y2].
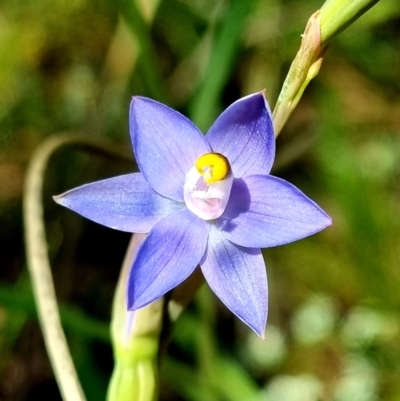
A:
[1, 0, 400, 400]
[0, 284, 110, 343]
[188, 0, 255, 130]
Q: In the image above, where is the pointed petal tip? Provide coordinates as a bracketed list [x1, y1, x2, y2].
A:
[326, 215, 333, 227]
[126, 294, 154, 312]
[224, 299, 267, 338]
[251, 89, 272, 116]
[129, 96, 146, 116]
[245, 89, 272, 113]
[130, 96, 156, 118]
[130, 95, 147, 106]
[53, 193, 66, 206]
[317, 209, 333, 230]
[248, 318, 267, 339]
[299, 209, 333, 240]
[244, 306, 268, 338]
[218, 297, 267, 338]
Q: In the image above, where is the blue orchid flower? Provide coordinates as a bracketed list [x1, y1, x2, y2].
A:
[54, 92, 331, 337]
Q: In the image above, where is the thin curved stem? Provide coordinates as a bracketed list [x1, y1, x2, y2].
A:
[23, 133, 132, 401]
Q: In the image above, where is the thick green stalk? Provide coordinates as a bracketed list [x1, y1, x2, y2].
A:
[107, 234, 164, 401]
[273, 0, 380, 136]
[320, 0, 380, 43]
[273, 10, 324, 136]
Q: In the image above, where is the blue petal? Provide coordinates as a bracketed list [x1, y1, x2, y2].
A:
[54, 173, 182, 233]
[219, 175, 332, 248]
[130, 97, 210, 201]
[200, 225, 268, 337]
[127, 208, 209, 310]
[205, 92, 275, 177]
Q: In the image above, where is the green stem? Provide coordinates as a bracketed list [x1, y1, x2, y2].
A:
[273, 10, 324, 136]
[107, 234, 164, 401]
[272, 0, 381, 136]
[320, 0, 380, 43]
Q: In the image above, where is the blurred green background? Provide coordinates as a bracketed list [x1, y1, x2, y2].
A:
[1, 0, 400, 400]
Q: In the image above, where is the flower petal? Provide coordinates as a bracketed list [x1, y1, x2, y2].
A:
[130, 97, 210, 201]
[127, 208, 209, 310]
[205, 92, 275, 177]
[219, 175, 332, 248]
[54, 173, 182, 233]
[200, 225, 268, 337]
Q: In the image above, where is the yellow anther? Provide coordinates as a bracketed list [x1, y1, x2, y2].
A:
[195, 153, 230, 184]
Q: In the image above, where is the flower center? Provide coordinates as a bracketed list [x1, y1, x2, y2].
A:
[184, 152, 233, 220]
[195, 153, 230, 183]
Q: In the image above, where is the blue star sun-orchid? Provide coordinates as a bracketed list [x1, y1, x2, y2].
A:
[54, 92, 331, 337]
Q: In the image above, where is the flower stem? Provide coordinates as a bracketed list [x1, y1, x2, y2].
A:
[107, 234, 164, 401]
[272, 0, 380, 136]
[273, 10, 324, 136]
[320, 0, 380, 43]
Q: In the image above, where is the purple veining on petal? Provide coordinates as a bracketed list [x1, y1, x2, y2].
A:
[130, 97, 210, 201]
[205, 92, 275, 178]
[54, 173, 183, 233]
[219, 174, 332, 248]
[200, 225, 268, 337]
[127, 208, 209, 310]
